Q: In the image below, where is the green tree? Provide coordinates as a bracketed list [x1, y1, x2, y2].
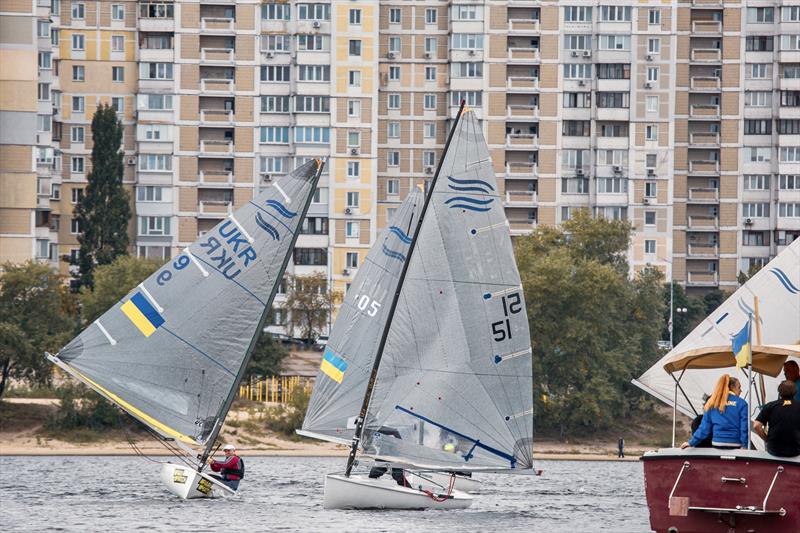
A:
[79, 255, 160, 323]
[244, 332, 288, 379]
[0, 262, 76, 399]
[73, 104, 131, 289]
[283, 272, 341, 346]
[561, 209, 633, 273]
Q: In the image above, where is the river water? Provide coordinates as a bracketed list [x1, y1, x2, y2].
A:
[0, 456, 651, 532]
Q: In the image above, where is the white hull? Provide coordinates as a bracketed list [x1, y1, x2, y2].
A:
[406, 471, 481, 493]
[323, 473, 473, 510]
[160, 463, 236, 500]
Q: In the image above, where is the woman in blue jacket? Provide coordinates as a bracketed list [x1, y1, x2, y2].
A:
[681, 375, 749, 449]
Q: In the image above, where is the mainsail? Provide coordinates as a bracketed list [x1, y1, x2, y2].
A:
[50, 159, 323, 457]
[300, 189, 423, 445]
[634, 239, 800, 419]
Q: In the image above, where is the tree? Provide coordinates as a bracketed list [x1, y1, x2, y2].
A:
[283, 272, 341, 346]
[244, 332, 288, 379]
[72, 104, 131, 289]
[561, 209, 633, 273]
[0, 262, 77, 398]
[79, 256, 160, 323]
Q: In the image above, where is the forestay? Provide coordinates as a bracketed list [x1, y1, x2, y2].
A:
[52, 160, 322, 447]
[360, 110, 534, 471]
[300, 190, 423, 445]
[634, 239, 800, 418]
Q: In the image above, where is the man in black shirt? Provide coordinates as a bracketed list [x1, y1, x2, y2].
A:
[754, 380, 800, 457]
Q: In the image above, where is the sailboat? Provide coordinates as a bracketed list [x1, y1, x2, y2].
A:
[633, 239, 800, 532]
[301, 103, 534, 510]
[47, 159, 324, 499]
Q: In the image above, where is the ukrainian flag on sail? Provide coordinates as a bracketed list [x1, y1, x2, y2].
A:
[320, 348, 348, 383]
[120, 292, 164, 337]
[732, 321, 751, 369]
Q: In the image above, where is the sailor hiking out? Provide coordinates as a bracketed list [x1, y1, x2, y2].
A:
[208, 444, 245, 491]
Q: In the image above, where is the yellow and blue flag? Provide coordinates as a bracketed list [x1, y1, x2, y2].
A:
[120, 292, 165, 337]
[320, 348, 348, 383]
[731, 321, 751, 369]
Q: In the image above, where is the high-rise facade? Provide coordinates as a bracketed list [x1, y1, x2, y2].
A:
[2, 1, 799, 326]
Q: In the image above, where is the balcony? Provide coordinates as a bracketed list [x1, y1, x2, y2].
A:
[505, 162, 538, 179]
[687, 271, 719, 287]
[200, 109, 234, 124]
[199, 140, 233, 154]
[692, 0, 722, 6]
[692, 20, 722, 34]
[690, 48, 721, 62]
[507, 105, 539, 120]
[689, 160, 719, 175]
[508, 48, 540, 63]
[201, 17, 235, 33]
[780, 77, 800, 91]
[687, 244, 719, 258]
[688, 187, 719, 203]
[687, 215, 719, 230]
[200, 78, 234, 93]
[505, 191, 538, 206]
[690, 77, 721, 91]
[199, 170, 233, 186]
[198, 201, 233, 217]
[689, 132, 720, 146]
[689, 104, 720, 119]
[506, 133, 539, 149]
[507, 77, 539, 91]
[508, 219, 537, 236]
[139, 18, 174, 32]
[201, 48, 234, 63]
[508, 19, 540, 33]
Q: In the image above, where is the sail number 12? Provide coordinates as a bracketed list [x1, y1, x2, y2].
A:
[491, 292, 522, 342]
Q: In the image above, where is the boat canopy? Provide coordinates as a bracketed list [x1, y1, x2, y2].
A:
[662, 344, 799, 376]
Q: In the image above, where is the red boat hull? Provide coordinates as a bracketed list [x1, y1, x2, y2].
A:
[642, 448, 800, 533]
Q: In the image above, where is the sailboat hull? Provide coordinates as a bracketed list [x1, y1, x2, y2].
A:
[405, 471, 482, 493]
[323, 473, 473, 510]
[642, 448, 800, 533]
[160, 463, 236, 500]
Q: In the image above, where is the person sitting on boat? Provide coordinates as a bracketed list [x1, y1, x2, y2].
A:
[367, 426, 409, 487]
[207, 444, 244, 490]
[754, 380, 800, 457]
[680, 375, 748, 450]
[784, 361, 800, 402]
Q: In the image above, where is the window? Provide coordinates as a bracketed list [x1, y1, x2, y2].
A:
[747, 7, 774, 23]
[564, 6, 592, 22]
[424, 94, 437, 110]
[748, 63, 770, 79]
[301, 217, 328, 235]
[38, 51, 52, 69]
[600, 5, 631, 21]
[261, 95, 290, 113]
[111, 97, 124, 113]
[72, 65, 84, 81]
[646, 96, 659, 113]
[561, 178, 589, 194]
[71, 157, 85, 173]
[137, 94, 172, 110]
[451, 34, 483, 50]
[72, 34, 85, 50]
[596, 177, 627, 193]
[389, 8, 400, 24]
[346, 252, 359, 269]
[388, 151, 400, 167]
[139, 124, 168, 141]
[564, 35, 591, 51]
[564, 63, 593, 79]
[260, 156, 288, 174]
[294, 95, 328, 113]
[781, 91, 800, 107]
[595, 206, 627, 221]
[111, 35, 124, 52]
[598, 35, 630, 51]
[452, 5, 483, 21]
[262, 3, 290, 20]
[647, 67, 659, 82]
[388, 66, 400, 81]
[260, 126, 290, 144]
[387, 179, 399, 195]
[598, 123, 628, 137]
[112, 66, 124, 82]
[138, 154, 172, 171]
[261, 34, 290, 52]
[597, 63, 630, 79]
[347, 131, 360, 147]
[597, 149, 627, 166]
[139, 2, 174, 18]
[563, 92, 591, 108]
[780, 175, 800, 190]
[742, 203, 769, 218]
[348, 100, 361, 117]
[645, 181, 657, 198]
[648, 9, 661, 25]
[346, 191, 360, 208]
[387, 93, 400, 109]
[71, 126, 84, 143]
[387, 122, 400, 138]
[295, 127, 329, 143]
[71, 188, 84, 204]
[138, 216, 171, 236]
[424, 123, 436, 138]
[140, 62, 173, 80]
[387, 37, 401, 54]
[778, 120, 800, 135]
[648, 38, 660, 54]
[111, 4, 124, 20]
[297, 34, 328, 51]
[425, 8, 437, 24]
[349, 39, 361, 56]
[297, 65, 329, 81]
[70, 218, 82, 234]
[349, 70, 361, 87]
[784, 6, 800, 22]
[425, 37, 436, 54]
[136, 186, 164, 202]
[644, 240, 656, 255]
[71, 2, 85, 20]
[261, 65, 290, 82]
[451, 62, 483, 78]
[347, 161, 360, 178]
[345, 221, 360, 239]
[746, 36, 773, 52]
[646, 124, 658, 141]
[645, 211, 656, 226]
[748, 147, 772, 162]
[37, 115, 51, 132]
[425, 66, 436, 81]
[563, 120, 591, 136]
[596, 92, 629, 108]
[297, 3, 330, 20]
[745, 91, 772, 107]
[51, 28, 58, 46]
[743, 175, 770, 190]
[744, 119, 772, 135]
[781, 147, 800, 162]
[742, 231, 769, 246]
[37, 20, 50, 38]
[779, 203, 800, 217]
[423, 151, 435, 167]
[72, 96, 85, 112]
[562, 149, 590, 169]
[349, 9, 361, 24]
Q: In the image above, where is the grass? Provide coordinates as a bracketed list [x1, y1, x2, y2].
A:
[0, 400, 54, 433]
[4, 385, 59, 398]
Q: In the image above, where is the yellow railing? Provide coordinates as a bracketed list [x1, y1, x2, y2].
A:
[237, 376, 311, 404]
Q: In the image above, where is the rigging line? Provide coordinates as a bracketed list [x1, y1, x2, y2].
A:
[192, 254, 267, 306]
[161, 326, 236, 378]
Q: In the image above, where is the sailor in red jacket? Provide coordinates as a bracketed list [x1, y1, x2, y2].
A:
[208, 444, 245, 491]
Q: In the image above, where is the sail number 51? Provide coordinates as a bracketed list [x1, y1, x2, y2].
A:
[355, 294, 381, 317]
[491, 292, 522, 342]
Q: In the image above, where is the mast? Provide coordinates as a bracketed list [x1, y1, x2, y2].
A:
[198, 159, 325, 469]
[344, 101, 468, 477]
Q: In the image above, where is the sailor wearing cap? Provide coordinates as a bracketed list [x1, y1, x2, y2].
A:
[208, 444, 245, 491]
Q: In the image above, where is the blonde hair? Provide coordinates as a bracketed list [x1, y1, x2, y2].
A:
[704, 375, 740, 413]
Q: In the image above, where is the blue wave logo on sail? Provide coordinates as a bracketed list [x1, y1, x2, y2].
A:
[382, 245, 407, 263]
[388, 226, 412, 244]
[381, 226, 411, 261]
[769, 267, 799, 294]
[447, 176, 495, 193]
[254, 212, 280, 241]
[444, 196, 494, 212]
[265, 199, 297, 219]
